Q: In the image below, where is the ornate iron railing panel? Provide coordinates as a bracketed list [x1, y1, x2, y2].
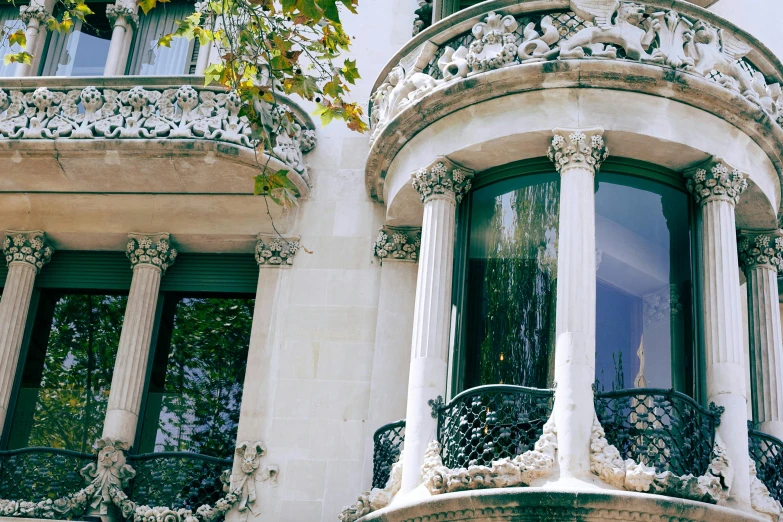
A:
[594, 388, 722, 477]
[748, 427, 783, 504]
[372, 420, 405, 489]
[127, 452, 232, 512]
[435, 385, 554, 469]
[0, 447, 94, 500]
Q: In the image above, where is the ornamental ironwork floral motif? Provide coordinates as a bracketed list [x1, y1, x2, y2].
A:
[255, 234, 300, 266]
[370, 2, 783, 141]
[3, 231, 54, 273]
[106, 4, 139, 28]
[548, 129, 608, 174]
[738, 233, 783, 272]
[411, 159, 474, 203]
[0, 85, 315, 175]
[686, 160, 748, 206]
[373, 226, 421, 262]
[127, 234, 178, 273]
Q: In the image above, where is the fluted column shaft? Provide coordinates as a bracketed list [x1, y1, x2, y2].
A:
[400, 159, 473, 494]
[739, 233, 783, 440]
[688, 161, 750, 508]
[103, 233, 176, 443]
[548, 128, 607, 482]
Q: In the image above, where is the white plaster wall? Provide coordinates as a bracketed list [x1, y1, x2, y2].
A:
[257, 1, 417, 521]
[709, 0, 783, 60]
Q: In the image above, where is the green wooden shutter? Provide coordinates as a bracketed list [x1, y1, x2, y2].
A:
[161, 254, 259, 294]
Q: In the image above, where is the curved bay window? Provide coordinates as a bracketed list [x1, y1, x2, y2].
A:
[41, 3, 113, 76]
[595, 172, 695, 395]
[457, 170, 559, 391]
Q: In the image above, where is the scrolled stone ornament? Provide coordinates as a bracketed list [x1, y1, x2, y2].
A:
[411, 158, 474, 203]
[126, 234, 177, 273]
[686, 160, 748, 206]
[738, 233, 783, 272]
[547, 129, 608, 174]
[3, 231, 54, 273]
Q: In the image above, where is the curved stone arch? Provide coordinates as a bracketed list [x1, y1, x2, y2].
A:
[379, 85, 779, 231]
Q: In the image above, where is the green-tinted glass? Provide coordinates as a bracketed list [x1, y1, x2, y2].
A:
[137, 296, 253, 458]
[6, 292, 127, 452]
[465, 173, 560, 388]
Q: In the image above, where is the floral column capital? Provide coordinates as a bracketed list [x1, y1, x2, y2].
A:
[374, 226, 421, 263]
[685, 158, 748, 206]
[255, 233, 301, 267]
[3, 230, 54, 273]
[548, 128, 608, 175]
[411, 157, 474, 204]
[106, 4, 139, 28]
[19, 4, 47, 25]
[737, 231, 783, 273]
[126, 232, 177, 273]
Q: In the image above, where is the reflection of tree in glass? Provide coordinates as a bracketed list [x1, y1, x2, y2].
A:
[154, 298, 253, 458]
[28, 294, 127, 452]
[478, 182, 559, 387]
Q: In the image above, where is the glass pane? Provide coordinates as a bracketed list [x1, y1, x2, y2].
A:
[464, 173, 560, 389]
[127, 3, 196, 75]
[42, 5, 112, 76]
[595, 174, 693, 394]
[138, 296, 253, 458]
[6, 293, 127, 451]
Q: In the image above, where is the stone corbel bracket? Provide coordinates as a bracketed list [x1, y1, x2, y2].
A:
[255, 233, 301, 267]
[373, 226, 421, 263]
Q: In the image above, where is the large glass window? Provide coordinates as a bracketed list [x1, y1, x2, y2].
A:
[127, 3, 198, 75]
[462, 173, 560, 389]
[0, 6, 24, 77]
[594, 174, 694, 394]
[41, 3, 113, 76]
[136, 294, 253, 458]
[5, 292, 127, 451]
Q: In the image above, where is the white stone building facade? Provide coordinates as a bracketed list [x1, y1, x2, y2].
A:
[0, 0, 782, 522]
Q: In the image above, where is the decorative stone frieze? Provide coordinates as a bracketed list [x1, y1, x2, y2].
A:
[643, 285, 682, 327]
[106, 4, 139, 28]
[19, 4, 47, 25]
[411, 158, 474, 204]
[749, 460, 783, 519]
[255, 234, 300, 266]
[373, 226, 421, 262]
[466, 12, 519, 73]
[420, 416, 557, 494]
[0, 85, 314, 174]
[548, 129, 608, 174]
[3, 231, 53, 273]
[738, 233, 783, 272]
[339, 453, 402, 522]
[686, 159, 749, 206]
[126, 233, 177, 273]
[589, 416, 731, 504]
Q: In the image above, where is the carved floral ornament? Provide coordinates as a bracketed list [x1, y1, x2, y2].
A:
[548, 128, 608, 174]
[255, 234, 301, 266]
[0, 85, 316, 176]
[369, 0, 783, 145]
[3, 231, 54, 273]
[411, 158, 474, 204]
[127, 234, 178, 273]
[0, 438, 279, 522]
[737, 233, 783, 273]
[19, 4, 47, 25]
[106, 4, 139, 28]
[373, 226, 421, 262]
[685, 159, 748, 206]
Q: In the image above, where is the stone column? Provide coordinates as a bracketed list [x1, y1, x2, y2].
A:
[362, 226, 420, 487]
[0, 231, 53, 435]
[738, 231, 783, 441]
[399, 158, 473, 495]
[16, 3, 48, 77]
[547, 128, 608, 483]
[686, 159, 750, 508]
[104, 3, 138, 76]
[102, 233, 177, 444]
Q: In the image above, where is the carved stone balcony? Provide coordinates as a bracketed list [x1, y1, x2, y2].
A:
[367, 0, 783, 230]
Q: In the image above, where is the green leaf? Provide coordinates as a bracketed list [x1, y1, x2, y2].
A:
[158, 34, 172, 48]
[4, 51, 32, 65]
[203, 63, 224, 85]
[8, 30, 26, 49]
[138, 0, 157, 15]
[317, 0, 340, 23]
[341, 58, 360, 84]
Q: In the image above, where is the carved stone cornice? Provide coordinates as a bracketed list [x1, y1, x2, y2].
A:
[548, 128, 608, 175]
[373, 226, 421, 263]
[255, 233, 300, 267]
[3, 230, 54, 273]
[411, 157, 474, 204]
[19, 4, 47, 25]
[685, 159, 748, 206]
[126, 233, 177, 273]
[737, 232, 783, 273]
[106, 4, 139, 28]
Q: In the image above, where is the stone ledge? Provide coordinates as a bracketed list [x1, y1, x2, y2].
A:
[361, 487, 768, 522]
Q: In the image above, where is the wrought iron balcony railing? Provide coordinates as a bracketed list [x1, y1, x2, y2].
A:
[372, 420, 405, 490]
[127, 451, 233, 512]
[594, 388, 723, 477]
[434, 384, 555, 469]
[0, 447, 95, 501]
[748, 426, 783, 505]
